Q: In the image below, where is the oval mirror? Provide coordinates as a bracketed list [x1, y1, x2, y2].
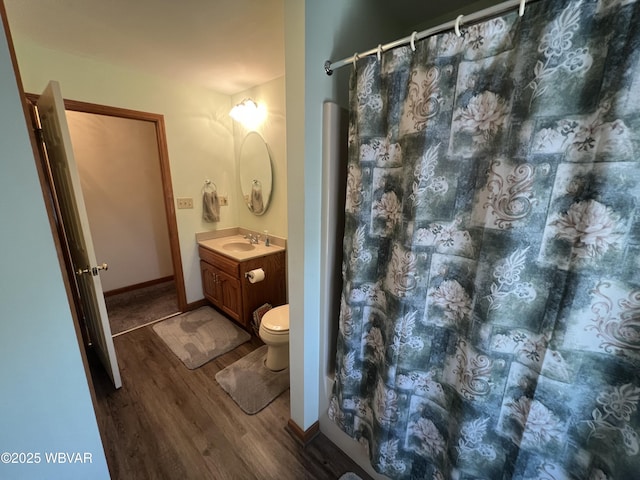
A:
[238, 132, 272, 215]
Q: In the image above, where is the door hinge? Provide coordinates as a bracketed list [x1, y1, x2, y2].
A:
[32, 104, 44, 139]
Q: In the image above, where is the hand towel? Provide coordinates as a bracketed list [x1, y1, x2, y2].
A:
[250, 182, 264, 214]
[202, 191, 220, 222]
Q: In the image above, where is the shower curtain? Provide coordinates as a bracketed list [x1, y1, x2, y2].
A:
[329, 0, 640, 478]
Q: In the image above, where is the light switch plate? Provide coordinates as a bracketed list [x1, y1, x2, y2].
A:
[176, 197, 193, 209]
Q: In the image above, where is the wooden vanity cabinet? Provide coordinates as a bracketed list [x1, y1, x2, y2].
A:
[199, 246, 286, 330]
[200, 258, 241, 322]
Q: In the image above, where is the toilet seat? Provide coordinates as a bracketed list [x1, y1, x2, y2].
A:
[261, 305, 289, 332]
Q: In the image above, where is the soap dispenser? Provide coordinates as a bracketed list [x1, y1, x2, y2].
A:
[264, 230, 270, 247]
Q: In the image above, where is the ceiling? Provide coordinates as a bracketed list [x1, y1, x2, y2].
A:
[4, 0, 285, 95]
[3, 0, 484, 96]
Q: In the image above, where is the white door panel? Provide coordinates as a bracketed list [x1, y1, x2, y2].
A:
[37, 81, 121, 389]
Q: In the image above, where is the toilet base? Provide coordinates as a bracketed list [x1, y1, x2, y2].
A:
[264, 344, 289, 371]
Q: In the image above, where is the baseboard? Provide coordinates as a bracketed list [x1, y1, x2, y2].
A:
[185, 298, 208, 311]
[286, 419, 320, 446]
[104, 275, 174, 297]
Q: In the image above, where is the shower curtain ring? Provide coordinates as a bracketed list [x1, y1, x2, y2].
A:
[519, 0, 526, 17]
[455, 15, 464, 37]
[377, 44, 383, 62]
[410, 31, 417, 52]
[352, 52, 360, 69]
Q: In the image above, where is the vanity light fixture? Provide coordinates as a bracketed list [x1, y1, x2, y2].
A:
[229, 98, 266, 129]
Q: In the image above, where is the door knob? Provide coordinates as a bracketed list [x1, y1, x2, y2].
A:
[92, 263, 109, 276]
[76, 263, 109, 276]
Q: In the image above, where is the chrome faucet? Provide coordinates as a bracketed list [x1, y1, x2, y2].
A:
[245, 233, 259, 244]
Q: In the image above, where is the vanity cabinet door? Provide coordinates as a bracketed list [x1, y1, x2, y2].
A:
[215, 268, 242, 324]
[200, 260, 243, 325]
[200, 260, 220, 304]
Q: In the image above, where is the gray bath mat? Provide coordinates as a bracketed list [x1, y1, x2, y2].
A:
[215, 345, 289, 414]
[152, 306, 250, 369]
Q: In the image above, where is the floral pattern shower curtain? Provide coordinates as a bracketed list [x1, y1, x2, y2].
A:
[329, 0, 640, 478]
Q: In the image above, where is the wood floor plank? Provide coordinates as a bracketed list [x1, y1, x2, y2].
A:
[89, 324, 372, 480]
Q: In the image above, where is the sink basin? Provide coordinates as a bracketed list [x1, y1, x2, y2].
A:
[222, 241, 256, 252]
[198, 233, 284, 261]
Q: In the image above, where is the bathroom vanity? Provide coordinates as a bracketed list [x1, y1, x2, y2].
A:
[198, 234, 286, 331]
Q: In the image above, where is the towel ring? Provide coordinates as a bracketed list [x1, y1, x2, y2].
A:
[202, 179, 217, 194]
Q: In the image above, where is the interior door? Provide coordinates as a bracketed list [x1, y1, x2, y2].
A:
[37, 81, 122, 389]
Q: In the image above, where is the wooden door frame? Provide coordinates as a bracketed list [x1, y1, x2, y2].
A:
[26, 94, 187, 313]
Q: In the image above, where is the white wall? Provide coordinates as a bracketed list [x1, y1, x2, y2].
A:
[232, 76, 287, 238]
[11, 35, 236, 305]
[0, 13, 109, 479]
[67, 111, 173, 292]
[284, 2, 404, 476]
[284, 0, 310, 437]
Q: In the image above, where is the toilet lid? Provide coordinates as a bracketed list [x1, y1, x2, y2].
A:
[261, 304, 289, 331]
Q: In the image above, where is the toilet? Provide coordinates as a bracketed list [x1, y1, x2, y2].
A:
[258, 304, 289, 371]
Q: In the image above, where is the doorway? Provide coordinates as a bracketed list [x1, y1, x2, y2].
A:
[66, 109, 181, 335]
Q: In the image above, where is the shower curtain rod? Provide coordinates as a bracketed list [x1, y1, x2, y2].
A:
[324, 0, 538, 75]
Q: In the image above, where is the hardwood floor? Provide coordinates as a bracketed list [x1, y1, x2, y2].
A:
[89, 322, 372, 480]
